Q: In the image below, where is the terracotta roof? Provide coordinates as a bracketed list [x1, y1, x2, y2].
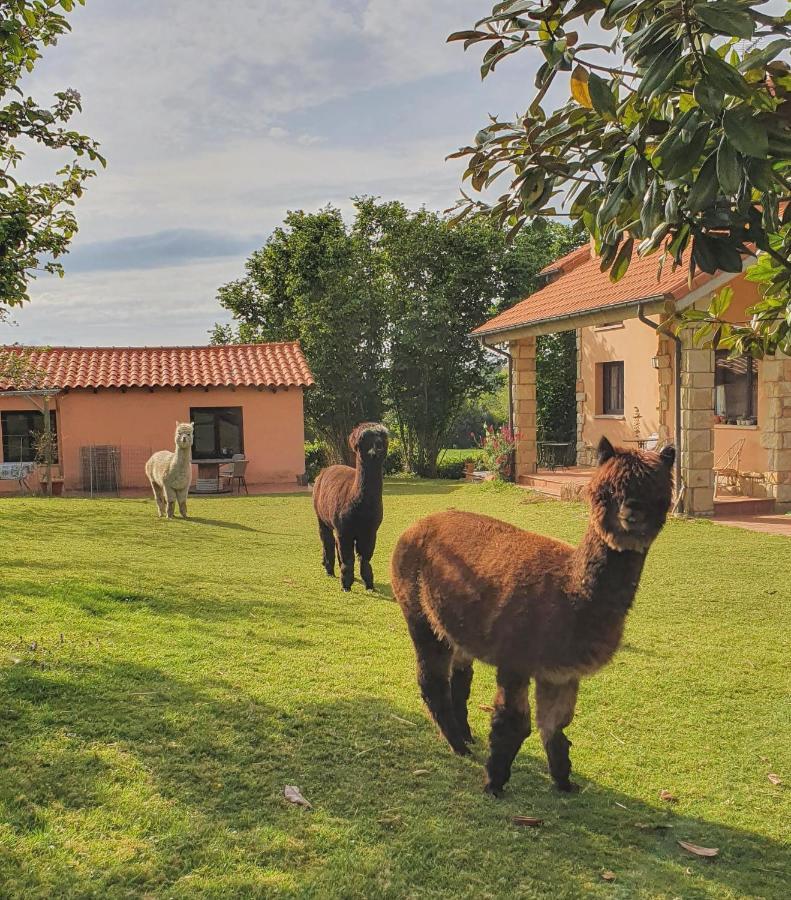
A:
[474, 243, 731, 337]
[0, 343, 315, 390]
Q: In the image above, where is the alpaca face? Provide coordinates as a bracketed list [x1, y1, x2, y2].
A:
[350, 423, 389, 461]
[589, 437, 675, 552]
[174, 422, 194, 449]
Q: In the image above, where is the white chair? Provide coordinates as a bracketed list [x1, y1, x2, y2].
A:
[220, 455, 249, 495]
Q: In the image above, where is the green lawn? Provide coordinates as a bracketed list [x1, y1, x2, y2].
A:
[0, 483, 789, 899]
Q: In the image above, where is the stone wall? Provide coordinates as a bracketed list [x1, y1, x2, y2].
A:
[760, 352, 791, 510]
[510, 337, 537, 479]
[680, 332, 715, 516]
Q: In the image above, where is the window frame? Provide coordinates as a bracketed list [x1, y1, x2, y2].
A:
[714, 351, 758, 423]
[188, 406, 245, 460]
[601, 361, 625, 416]
[1, 410, 58, 463]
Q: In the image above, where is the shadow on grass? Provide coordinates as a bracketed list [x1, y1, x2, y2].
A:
[0, 660, 786, 898]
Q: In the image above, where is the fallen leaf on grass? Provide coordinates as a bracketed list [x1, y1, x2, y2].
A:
[512, 816, 543, 827]
[283, 785, 312, 809]
[479, 704, 495, 713]
[677, 840, 718, 858]
[659, 790, 678, 803]
[635, 822, 673, 830]
[390, 714, 417, 726]
[614, 801, 629, 810]
[767, 773, 781, 786]
[413, 769, 430, 776]
[601, 870, 616, 882]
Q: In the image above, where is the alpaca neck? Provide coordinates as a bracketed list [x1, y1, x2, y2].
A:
[570, 527, 647, 615]
[173, 443, 191, 470]
[354, 455, 383, 500]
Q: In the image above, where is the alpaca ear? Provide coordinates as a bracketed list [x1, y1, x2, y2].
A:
[348, 430, 359, 453]
[659, 444, 675, 469]
[597, 436, 615, 466]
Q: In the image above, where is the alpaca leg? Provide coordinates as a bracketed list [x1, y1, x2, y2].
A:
[535, 678, 579, 792]
[355, 533, 376, 590]
[407, 613, 470, 756]
[164, 487, 176, 519]
[450, 653, 474, 744]
[318, 520, 335, 576]
[151, 481, 166, 517]
[177, 490, 188, 518]
[484, 670, 531, 797]
[337, 533, 355, 592]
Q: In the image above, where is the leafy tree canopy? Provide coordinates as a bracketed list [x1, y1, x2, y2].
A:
[448, 1, 791, 355]
[0, 0, 104, 316]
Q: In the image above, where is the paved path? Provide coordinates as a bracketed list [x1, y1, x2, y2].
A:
[711, 513, 791, 537]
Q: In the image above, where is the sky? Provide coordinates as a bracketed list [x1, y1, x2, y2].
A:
[7, 0, 544, 346]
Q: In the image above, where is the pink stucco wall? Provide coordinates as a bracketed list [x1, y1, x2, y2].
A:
[580, 273, 767, 472]
[0, 385, 306, 493]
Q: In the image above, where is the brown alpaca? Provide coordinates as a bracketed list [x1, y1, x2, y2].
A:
[313, 423, 388, 591]
[390, 437, 675, 796]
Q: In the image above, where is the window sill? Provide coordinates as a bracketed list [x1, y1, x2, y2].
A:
[714, 423, 759, 431]
[594, 414, 625, 420]
[594, 323, 625, 331]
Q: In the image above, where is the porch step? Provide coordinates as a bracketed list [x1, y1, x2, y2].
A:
[518, 469, 594, 499]
[714, 496, 775, 517]
[519, 474, 565, 497]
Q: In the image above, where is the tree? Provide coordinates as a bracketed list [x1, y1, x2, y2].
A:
[211, 205, 387, 462]
[0, 0, 104, 317]
[448, 1, 791, 355]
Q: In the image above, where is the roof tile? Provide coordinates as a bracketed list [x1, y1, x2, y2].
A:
[0, 343, 315, 391]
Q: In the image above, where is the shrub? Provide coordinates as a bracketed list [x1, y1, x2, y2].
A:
[436, 459, 466, 480]
[384, 441, 405, 475]
[304, 441, 329, 483]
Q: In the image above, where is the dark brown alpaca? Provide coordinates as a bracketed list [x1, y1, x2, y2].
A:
[313, 423, 389, 591]
[390, 437, 675, 796]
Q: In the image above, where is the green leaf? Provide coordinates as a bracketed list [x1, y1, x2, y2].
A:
[723, 108, 768, 158]
[686, 153, 719, 214]
[737, 38, 791, 73]
[588, 72, 617, 119]
[693, 81, 724, 119]
[703, 53, 751, 98]
[695, 5, 755, 40]
[709, 286, 734, 318]
[610, 237, 634, 282]
[716, 137, 741, 195]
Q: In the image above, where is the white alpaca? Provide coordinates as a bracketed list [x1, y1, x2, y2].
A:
[145, 422, 194, 518]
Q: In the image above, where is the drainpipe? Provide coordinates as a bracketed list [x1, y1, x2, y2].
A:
[637, 304, 683, 509]
[479, 339, 514, 436]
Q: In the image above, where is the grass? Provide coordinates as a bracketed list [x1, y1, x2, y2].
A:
[0, 481, 789, 899]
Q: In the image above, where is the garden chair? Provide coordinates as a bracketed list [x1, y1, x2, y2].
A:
[220, 455, 249, 495]
[713, 438, 745, 496]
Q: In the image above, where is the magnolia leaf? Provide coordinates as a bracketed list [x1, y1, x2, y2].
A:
[716, 137, 741, 195]
[570, 64, 592, 109]
[696, 6, 755, 40]
[659, 789, 678, 803]
[284, 785, 312, 809]
[723, 108, 769, 158]
[610, 237, 634, 282]
[601, 871, 617, 882]
[686, 153, 719, 214]
[767, 773, 782, 785]
[694, 81, 725, 119]
[588, 72, 617, 119]
[678, 840, 719, 858]
[710, 286, 734, 318]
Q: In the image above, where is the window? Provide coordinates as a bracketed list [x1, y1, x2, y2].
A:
[602, 361, 624, 416]
[1, 410, 58, 463]
[190, 407, 244, 460]
[715, 351, 758, 423]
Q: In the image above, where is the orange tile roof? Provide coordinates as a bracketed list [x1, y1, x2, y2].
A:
[0, 343, 315, 390]
[474, 244, 726, 337]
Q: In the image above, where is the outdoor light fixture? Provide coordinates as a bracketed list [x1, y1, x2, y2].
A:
[651, 356, 661, 369]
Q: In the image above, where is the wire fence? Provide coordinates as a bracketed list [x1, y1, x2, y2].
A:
[78, 445, 152, 496]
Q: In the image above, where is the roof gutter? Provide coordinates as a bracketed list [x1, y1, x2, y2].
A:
[473, 293, 669, 341]
[0, 389, 62, 397]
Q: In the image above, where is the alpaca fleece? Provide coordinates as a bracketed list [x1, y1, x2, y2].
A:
[145, 422, 194, 519]
[313, 423, 388, 591]
[390, 437, 675, 796]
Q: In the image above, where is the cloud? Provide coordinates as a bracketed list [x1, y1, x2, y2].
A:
[63, 229, 264, 274]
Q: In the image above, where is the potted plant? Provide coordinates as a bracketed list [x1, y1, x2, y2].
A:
[477, 425, 519, 482]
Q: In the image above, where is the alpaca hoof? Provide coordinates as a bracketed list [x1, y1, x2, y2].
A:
[483, 782, 504, 798]
[451, 741, 472, 757]
[342, 586, 352, 593]
[364, 583, 375, 592]
[555, 780, 579, 793]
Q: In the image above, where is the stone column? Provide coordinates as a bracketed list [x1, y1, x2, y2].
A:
[654, 336, 673, 446]
[760, 353, 791, 511]
[510, 336, 537, 479]
[680, 331, 715, 516]
[575, 329, 587, 466]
